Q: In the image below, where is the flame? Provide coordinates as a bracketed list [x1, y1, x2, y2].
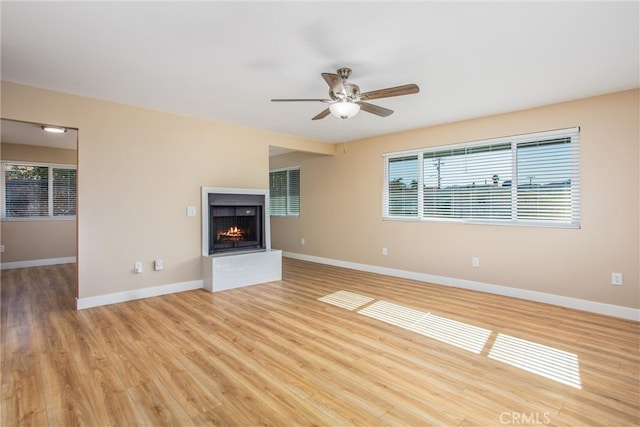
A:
[217, 226, 244, 242]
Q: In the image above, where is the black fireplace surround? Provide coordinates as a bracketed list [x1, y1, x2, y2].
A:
[208, 193, 265, 255]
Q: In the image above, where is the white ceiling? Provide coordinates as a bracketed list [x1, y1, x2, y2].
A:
[1, 1, 638, 148]
[0, 119, 77, 150]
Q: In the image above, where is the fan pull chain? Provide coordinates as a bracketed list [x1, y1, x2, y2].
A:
[342, 118, 347, 154]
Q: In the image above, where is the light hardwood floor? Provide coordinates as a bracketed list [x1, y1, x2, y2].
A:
[2, 258, 639, 426]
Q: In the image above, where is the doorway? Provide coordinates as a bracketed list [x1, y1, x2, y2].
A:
[0, 118, 78, 300]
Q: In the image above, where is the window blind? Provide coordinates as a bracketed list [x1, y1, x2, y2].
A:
[385, 155, 419, 217]
[269, 167, 300, 216]
[3, 164, 49, 217]
[423, 143, 512, 220]
[516, 137, 577, 222]
[2, 162, 77, 219]
[287, 167, 300, 215]
[383, 128, 580, 228]
[53, 168, 77, 216]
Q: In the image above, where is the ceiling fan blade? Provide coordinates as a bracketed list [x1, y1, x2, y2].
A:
[271, 98, 331, 102]
[359, 84, 419, 101]
[321, 73, 342, 89]
[358, 102, 394, 117]
[311, 108, 331, 120]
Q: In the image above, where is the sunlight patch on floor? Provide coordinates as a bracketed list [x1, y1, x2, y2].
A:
[358, 300, 425, 329]
[317, 290, 374, 310]
[318, 290, 583, 389]
[411, 312, 491, 354]
[358, 300, 490, 354]
[488, 333, 582, 389]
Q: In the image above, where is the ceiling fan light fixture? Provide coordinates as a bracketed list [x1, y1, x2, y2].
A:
[329, 101, 360, 119]
[41, 125, 67, 134]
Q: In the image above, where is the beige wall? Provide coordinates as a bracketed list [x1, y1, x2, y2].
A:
[1, 142, 77, 164]
[271, 89, 639, 309]
[1, 220, 76, 264]
[0, 142, 77, 264]
[1, 81, 333, 299]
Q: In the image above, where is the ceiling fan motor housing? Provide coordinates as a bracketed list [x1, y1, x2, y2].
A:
[330, 83, 360, 102]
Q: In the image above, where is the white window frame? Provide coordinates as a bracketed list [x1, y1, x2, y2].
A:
[269, 166, 300, 217]
[383, 128, 580, 228]
[1, 160, 77, 221]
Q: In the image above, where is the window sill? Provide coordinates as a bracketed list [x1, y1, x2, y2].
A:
[1, 216, 77, 222]
[382, 215, 580, 229]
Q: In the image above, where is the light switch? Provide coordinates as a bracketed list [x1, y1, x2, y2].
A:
[186, 206, 197, 216]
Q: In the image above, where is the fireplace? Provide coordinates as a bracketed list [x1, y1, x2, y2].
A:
[208, 192, 265, 255]
[201, 187, 281, 292]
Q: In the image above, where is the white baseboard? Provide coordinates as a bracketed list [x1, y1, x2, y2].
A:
[76, 279, 203, 310]
[283, 252, 639, 322]
[1, 256, 76, 270]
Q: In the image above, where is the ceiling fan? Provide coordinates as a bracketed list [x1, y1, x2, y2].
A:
[271, 68, 419, 120]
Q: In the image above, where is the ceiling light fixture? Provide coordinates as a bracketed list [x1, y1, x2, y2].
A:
[329, 101, 360, 120]
[41, 125, 67, 134]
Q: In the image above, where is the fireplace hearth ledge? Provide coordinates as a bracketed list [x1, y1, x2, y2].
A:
[202, 249, 282, 292]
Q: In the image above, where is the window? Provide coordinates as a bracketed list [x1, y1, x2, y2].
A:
[269, 167, 300, 216]
[383, 128, 580, 228]
[2, 161, 77, 219]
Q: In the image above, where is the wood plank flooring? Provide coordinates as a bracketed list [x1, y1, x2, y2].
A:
[2, 258, 639, 426]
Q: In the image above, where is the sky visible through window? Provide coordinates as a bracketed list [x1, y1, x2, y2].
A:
[389, 141, 572, 190]
[424, 147, 512, 188]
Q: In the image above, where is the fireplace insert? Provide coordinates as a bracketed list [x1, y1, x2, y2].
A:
[208, 193, 265, 255]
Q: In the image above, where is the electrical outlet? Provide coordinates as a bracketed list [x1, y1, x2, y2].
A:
[382, 248, 388, 256]
[154, 259, 164, 271]
[611, 272, 623, 286]
[0, 245, 4, 253]
[300, 238, 305, 245]
[472, 257, 480, 267]
[134, 261, 143, 274]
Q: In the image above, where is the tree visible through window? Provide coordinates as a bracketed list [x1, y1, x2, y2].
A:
[52, 167, 77, 216]
[2, 162, 77, 219]
[383, 128, 580, 227]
